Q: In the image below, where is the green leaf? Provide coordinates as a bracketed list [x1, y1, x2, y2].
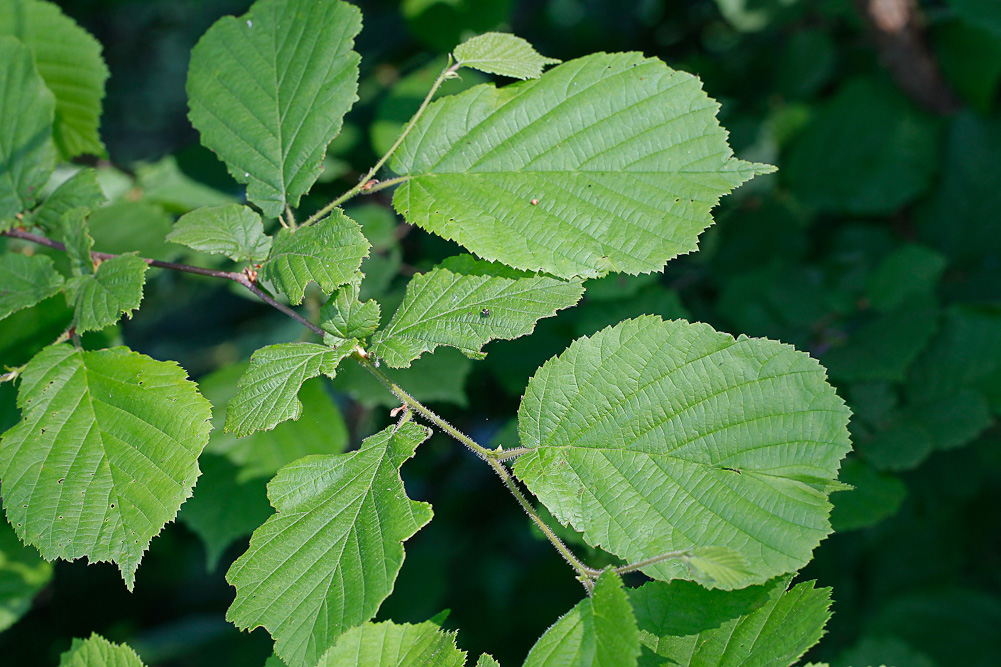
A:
[454, 32, 560, 80]
[317, 620, 466, 667]
[523, 570, 640, 667]
[227, 422, 433, 667]
[65, 254, 149, 333]
[391, 52, 771, 279]
[0, 253, 64, 322]
[0, 344, 211, 588]
[908, 304, 1001, 403]
[186, 0, 361, 218]
[259, 211, 370, 304]
[0, 36, 55, 222]
[331, 347, 472, 408]
[514, 316, 852, 588]
[833, 636, 937, 667]
[865, 244, 946, 312]
[167, 204, 271, 264]
[476, 656, 501, 667]
[57, 633, 145, 667]
[59, 207, 95, 276]
[0, 516, 53, 632]
[948, 0, 1001, 37]
[370, 256, 584, 367]
[830, 458, 906, 532]
[320, 283, 381, 341]
[87, 200, 176, 260]
[135, 155, 236, 214]
[225, 341, 354, 437]
[629, 576, 832, 667]
[32, 168, 107, 231]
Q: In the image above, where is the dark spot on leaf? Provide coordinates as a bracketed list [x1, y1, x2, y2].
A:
[480, 308, 491, 318]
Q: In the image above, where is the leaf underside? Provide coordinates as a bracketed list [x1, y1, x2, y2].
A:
[317, 621, 466, 667]
[167, 203, 271, 263]
[453, 31, 560, 80]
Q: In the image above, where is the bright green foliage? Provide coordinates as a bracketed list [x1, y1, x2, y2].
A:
[391, 52, 771, 279]
[321, 283, 381, 341]
[454, 32, 560, 79]
[0, 36, 55, 222]
[370, 256, 584, 367]
[0, 0, 108, 159]
[0, 253, 64, 321]
[628, 576, 832, 666]
[514, 316, 852, 588]
[167, 204, 272, 264]
[317, 621, 466, 667]
[64, 254, 149, 333]
[522, 570, 639, 667]
[258, 211, 370, 304]
[0, 344, 211, 588]
[476, 656, 501, 667]
[186, 0, 362, 218]
[57, 633, 145, 667]
[60, 207, 95, 275]
[225, 341, 354, 437]
[0, 517, 53, 632]
[226, 422, 433, 667]
[32, 168, 107, 231]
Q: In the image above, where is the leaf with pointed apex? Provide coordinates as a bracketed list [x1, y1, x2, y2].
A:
[0, 344, 211, 589]
[629, 577, 832, 667]
[0, 517, 53, 632]
[64, 254, 148, 333]
[58, 633, 145, 667]
[454, 32, 560, 80]
[32, 168, 107, 231]
[391, 52, 771, 279]
[0, 0, 109, 159]
[167, 204, 271, 264]
[227, 423, 433, 667]
[523, 570, 640, 667]
[476, 656, 501, 667]
[0, 36, 55, 223]
[320, 283, 381, 341]
[317, 621, 466, 667]
[370, 257, 584, 367]
[186, 0, 361, 218]
[225, 341, 354, 437]
[682, 547, 753, 590]
[514, 316, 852, 588]
[259, 211, 370, 304]
[60, 208, 95, 276]
[0, 254, 64, 322]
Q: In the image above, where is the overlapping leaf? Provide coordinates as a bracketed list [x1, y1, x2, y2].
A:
[391, 52, 771, 279]
[0, 517, 53, 632]
[227, 423, 433, 667]
[514, 316, 852, 588]
[317, 621, 466, 667]
[320, 282, 381, 341]
[0, 36, 55, 222]
[258, 211, 370, 304]
[57, 633, 145, 667]
[523, 570, 640, 667]
[187, 0, 361, 217]
[32, 168, 107, 231]
[225, 341, 354, 437]
[167, 204, 271, 263]
[370, 256, 584, 367]
[0, 0, 108, 158]
[0, 253, 64, 321]
[454, 32, 560, 80]
[0, 344, 211, 588]
[64, 254, 149, 333]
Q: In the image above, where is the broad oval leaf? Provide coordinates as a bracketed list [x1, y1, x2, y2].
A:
[0, 344, 211, 588]
[0, 253, 64, 322]
[391, 52, 771, 279]
[514, 316, 851, 588]
[167, 204, 271, 263]
[187, 0, 362, 218]
[0, 36, 55, 222]
[64, 254, 149, 333]
[227, 422, 433, 667]
[0, 0, 109, 159]
[370, 256, 584, 367]
[317, 620, 466, 667]
[454, 32, 560, 80]
[58, 633, 145, 667]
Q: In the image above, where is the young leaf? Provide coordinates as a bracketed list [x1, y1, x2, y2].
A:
[167, 204, 272, 264]
[391, 53, 771, 279]
[514, 316, 852, 588]
[32, 168, 107, 231]
[522, 570, 640, 667]
[320, 283, 381, 341]
[370, 256, 584, 367]
[64, 254, 149, 333]
[186, 0, 362, 218]
[476, 656, 501, 667]
[57, 633, 145, 667]
[0, 344, 211, 589]
[628, 576, 832, 667]
[227, 422, 434, 667]
[0, 517, 53, 632]
[60, 207, 95, 276]
[258, 211, 370, 305]
[0, 0, 109, 159]
[453, 32, 560, 80]
[0, 36, 55, 223]
[225, 341, 355, 437]
[0, 254, 65, 322]
[317, 620, 466, 667]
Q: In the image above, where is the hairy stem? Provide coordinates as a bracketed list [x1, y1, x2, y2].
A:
[611, 549, 691, 575]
